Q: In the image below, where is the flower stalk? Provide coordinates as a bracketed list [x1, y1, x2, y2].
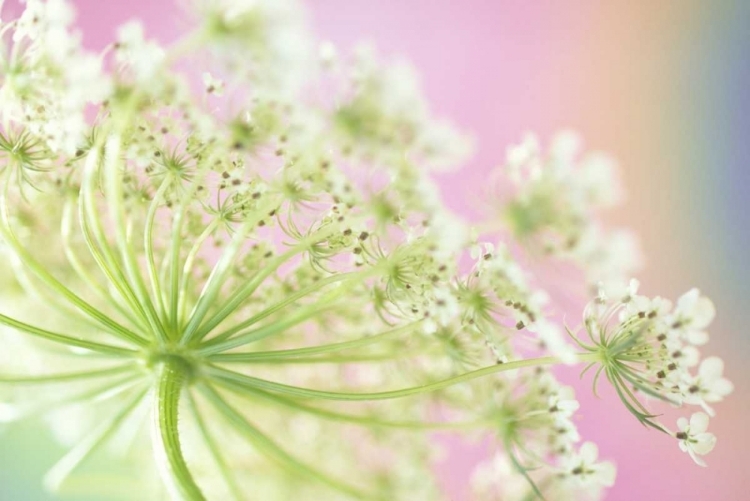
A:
[154, 356, 206, 501]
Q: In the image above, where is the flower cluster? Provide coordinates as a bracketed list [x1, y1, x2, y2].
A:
[0, 1, 731, 501]
[490, 131, 642, 288]
[573, 281, 732, 465]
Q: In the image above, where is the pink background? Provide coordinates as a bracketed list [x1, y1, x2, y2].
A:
[1, 1, 748, 500]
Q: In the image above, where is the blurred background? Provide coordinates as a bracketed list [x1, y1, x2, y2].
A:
[1, 1, 748, 499]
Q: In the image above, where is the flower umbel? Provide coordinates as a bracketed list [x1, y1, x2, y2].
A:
[0, 1, 732, 500]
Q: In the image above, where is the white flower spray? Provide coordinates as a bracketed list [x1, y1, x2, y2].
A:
[0, 1, 732, 500]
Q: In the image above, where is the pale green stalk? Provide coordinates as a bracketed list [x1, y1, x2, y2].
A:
[44, 387, 149, 493]
[0, 183, 148, 347]
[198, 382, 379, 500]
[186, 392, 244, 501]
[205, 271, 364, 345]
[204, 355, 596, 402]
[144, 177, 173, 323]
[102, 135, 169, 342]
[216, 378, 491, 431]
[62, 198, 148, 332]
[207, 322, 420, 363]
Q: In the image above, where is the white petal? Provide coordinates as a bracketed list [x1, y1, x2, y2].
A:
[688, 449, 707, 467]
[677, 288, 700, 312]
[580, 441, 599, 463]
[689, 412, 710, 433]
[692, 433, 717, 455]
[686, 330, 709, 346]
[677, 417, 689, 431]
[597, 461, 617, 487]
[691, 296, 716, 330]
[698, 357, 724, 380]
[707, 378, 734, 400]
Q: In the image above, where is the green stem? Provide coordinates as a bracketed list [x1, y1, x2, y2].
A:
[198, 382, 378, 500]
[5, 374, 145, 422]
[44, 388, 149, 493]
[188, 238, 300, 344]
[216, 377, 489, 431]
[198, 301, 339, 355]
[144, 177, 172, 322]
[102, 136, 169, 342]
[206, 355, 596, 402]
[177, 218, 220, 326]
[186, 392, 243, 501]
[190, 222, 349, 344]
[61, 198, 147, 332]
[166, 180, 204, 334]
[206, 271, 360, 345]
[207, 322, 419, 363]
[0, 312, 139, 356]
[155, 358, 206, 501]
[220, 353, 409, 365]
[0, 363, 138, 384]
[0, 182, 148, 347]
[180, 199, 279, 345]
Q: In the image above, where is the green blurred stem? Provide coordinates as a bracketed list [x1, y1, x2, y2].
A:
[206, 353, 600, 402]
[155, 357, 206, 501]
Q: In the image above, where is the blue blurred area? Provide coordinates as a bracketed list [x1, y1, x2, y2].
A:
[682, 1, 750, 358]
[0, 421, 62, 501]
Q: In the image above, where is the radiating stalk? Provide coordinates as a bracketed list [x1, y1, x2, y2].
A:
[0, 182, 148, 347]
[198, 302, 339, 356]
[101, 135, 169, 342]
[207, 322, 419, 363]
[191, 223, 349, 344]
[205, 271, 362, 345]
[216, 378, 489, 431]
[177, 218, 220, 325]
[62, 198, 148, 332]
[0, 312, 139, 356]
[0, 363, 138, 384]
[205, 355, 596, 402]
[144, 177, 172, 322]
[198, 382, 377, 500]
[186, 391, 243, 501]
[44, 387, 149, 493]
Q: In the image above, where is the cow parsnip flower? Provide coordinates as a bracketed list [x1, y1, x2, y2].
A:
[0, 1, 732, 500]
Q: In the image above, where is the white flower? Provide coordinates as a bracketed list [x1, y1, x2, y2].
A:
[470, 454, 529, 500]
[668, 289, 715, 345]
[598, 278, 639, 304]
[675, 412, 716, 467]
[13, 0, 74, 42]
[505, 132, 540, 183]
[562, 442, 616, 488]
[577, 152, 622, 208]
[423, 287, 460, 333]
[682, 357, 734, 415]
[548, 385, 580, 419]
[318, 41, 338, 66]
[202, 72, 225, 96]
[549, 129, 582, 168]
[116, 21, 165, 82]
[531, 320, 578, 365]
